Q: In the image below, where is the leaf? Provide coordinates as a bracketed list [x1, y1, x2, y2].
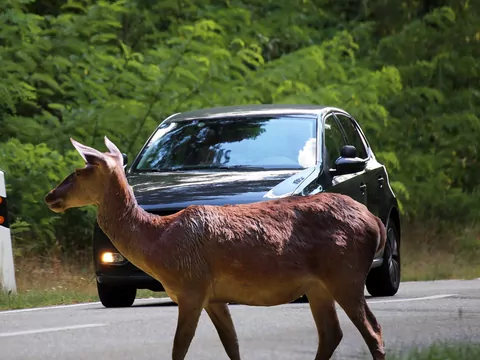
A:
[31, 73, 65, 94]
[90, 33, 118, 44]
[47, 103, 65, 111]
[60, 1, 88, 14]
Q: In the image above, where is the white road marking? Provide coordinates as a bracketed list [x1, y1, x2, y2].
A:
[367, 294, 457, 304]
[0, 301, 103, 315]
[0, 324, 106, 338]
[0, 297, 173, 315]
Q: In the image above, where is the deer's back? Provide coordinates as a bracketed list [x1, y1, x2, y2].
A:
[178, 193, 378, 274]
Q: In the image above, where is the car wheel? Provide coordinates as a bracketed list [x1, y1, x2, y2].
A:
[97, 281, 137, 308]
[365, 219, 401, 297]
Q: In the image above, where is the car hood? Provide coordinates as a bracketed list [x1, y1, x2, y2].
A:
[127, 168, 316, 211]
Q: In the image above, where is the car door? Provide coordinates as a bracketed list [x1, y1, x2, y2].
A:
[353, 116, 392, 221]
[321, 112, 367, 205]
[333, 111, 381, 216]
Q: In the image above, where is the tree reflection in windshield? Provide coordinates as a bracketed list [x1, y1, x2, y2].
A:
[134, 115, 317, 171]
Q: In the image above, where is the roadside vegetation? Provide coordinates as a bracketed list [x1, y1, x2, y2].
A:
[387, 342, 480, 360]
[0, 253, 166, 310]
[1, 0, 479, 307]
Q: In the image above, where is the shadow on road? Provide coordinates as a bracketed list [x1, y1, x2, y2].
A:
[86, 292, 388, 311]
[132, 295, 312, 309]
[133, 301, 178, 308]
[85, 293, 384, 311]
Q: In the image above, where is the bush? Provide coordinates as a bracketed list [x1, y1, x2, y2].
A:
[0, 139, 95, 255]
[1, 0, 479, 255]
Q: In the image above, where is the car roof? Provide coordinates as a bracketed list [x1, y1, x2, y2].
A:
[165, 104, 330, 122]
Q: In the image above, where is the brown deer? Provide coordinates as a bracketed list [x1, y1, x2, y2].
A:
[44, 136, 387, 360]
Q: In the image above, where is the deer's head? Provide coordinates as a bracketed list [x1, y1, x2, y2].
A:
[45, 136, 124, 213]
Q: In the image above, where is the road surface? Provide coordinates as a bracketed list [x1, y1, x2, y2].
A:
[1, 279, 479, 359]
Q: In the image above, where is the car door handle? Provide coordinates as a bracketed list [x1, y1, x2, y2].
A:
[359, 183, 367, 192]
[377, 176, 384, 187]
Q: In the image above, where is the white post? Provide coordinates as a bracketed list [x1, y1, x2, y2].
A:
[0, 169, 17, 294]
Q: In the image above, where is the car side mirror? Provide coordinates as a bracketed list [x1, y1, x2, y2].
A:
[122, 153, 128, 170]
[332, 145, 366, 176]
[340, 145, 356, 159]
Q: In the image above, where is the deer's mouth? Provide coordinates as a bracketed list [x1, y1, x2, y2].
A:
[45, 196, 65, 213]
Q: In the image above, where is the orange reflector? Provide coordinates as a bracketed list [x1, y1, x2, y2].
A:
[0, 197, 3, 204]
[0, 216, 4, 225]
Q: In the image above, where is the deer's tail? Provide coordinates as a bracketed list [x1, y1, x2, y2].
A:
[374, 216, 387, 255]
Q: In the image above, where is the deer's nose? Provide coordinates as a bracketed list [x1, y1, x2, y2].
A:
[44, 190, 56, 204]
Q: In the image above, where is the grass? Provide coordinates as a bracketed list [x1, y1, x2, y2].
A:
[401, 221, 480, 281]
[0, 254, 166, 311]
[387, 342, 480, 360]
[1, 221, 479, 311]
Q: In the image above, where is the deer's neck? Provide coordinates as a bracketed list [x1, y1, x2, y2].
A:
[96, 169, 160, 265]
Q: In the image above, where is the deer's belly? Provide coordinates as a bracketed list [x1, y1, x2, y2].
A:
[209, 270, 315, 306]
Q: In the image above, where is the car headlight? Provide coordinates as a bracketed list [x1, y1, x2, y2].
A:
[100, 251, 125, 264]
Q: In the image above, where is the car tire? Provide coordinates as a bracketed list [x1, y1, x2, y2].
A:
[365, 218, 401, 297]
[97, 281, 137, 308]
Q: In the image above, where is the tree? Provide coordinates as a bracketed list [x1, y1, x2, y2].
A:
[1, 0, 478, 254]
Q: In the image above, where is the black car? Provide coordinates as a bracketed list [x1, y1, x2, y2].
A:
[93, 104, 402, 308]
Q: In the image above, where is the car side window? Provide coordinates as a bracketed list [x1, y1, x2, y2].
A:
[334, 113, 368, 159]
[323, 114, 346, 169]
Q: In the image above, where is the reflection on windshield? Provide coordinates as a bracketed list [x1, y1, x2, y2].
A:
[133, 116, 318, 171]
[298, 137, 317, 168]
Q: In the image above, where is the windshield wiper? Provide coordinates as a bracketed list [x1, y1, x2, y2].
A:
[133, 168, 185, 173]
[217, 165, 267, 170]
[175, 165, 268, 171]
[133, 165, 271, 173]
[148, 165, 267, 171]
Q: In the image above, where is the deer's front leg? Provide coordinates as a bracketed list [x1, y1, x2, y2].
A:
[205, 302, 241, 360]
[172, 295, 205, 360]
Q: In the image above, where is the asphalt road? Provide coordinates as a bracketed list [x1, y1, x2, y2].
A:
[1, 279, 479, 360]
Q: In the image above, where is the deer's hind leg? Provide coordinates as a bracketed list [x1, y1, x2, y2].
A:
[331, 281, 385, 360]
[205, 302, 241, 360]
[306, 286, 343, 360]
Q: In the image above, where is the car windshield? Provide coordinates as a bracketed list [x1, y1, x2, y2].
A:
[132, 115, 318, 172]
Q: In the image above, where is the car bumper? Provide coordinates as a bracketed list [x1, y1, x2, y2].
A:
[96, 272, 165, 291]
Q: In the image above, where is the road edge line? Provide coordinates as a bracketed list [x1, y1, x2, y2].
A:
[0, 297, 174, 315]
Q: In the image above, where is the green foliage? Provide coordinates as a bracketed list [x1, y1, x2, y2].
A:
[0, 0, 479, 254]
[372, 3, 480, 222]
[0, 139, 95, 254]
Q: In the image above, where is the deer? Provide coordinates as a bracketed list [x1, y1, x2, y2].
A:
[44, 136, 387, 360]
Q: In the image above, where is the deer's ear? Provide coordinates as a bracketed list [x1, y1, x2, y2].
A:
[70, 138, 106, 166]
[103, 135, 124, 165]
[104, 136, 122, 156]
